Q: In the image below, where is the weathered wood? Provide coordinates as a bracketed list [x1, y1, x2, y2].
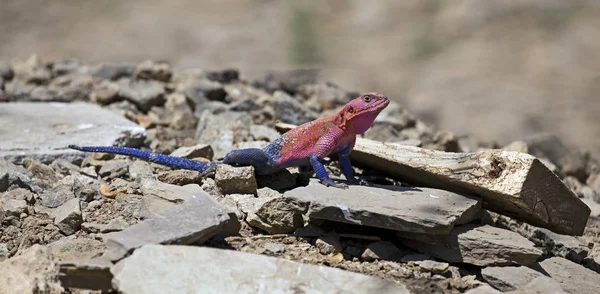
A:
[274, 122, 591, 236]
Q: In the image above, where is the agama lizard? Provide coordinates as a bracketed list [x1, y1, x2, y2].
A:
[69, 93, 389, 189]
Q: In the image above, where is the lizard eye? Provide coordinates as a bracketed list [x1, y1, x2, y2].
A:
[348, 107, 354, 113]
[363, 95, 372, 102]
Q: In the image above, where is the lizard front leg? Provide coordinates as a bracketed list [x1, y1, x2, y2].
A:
[309, 154, 348, 189]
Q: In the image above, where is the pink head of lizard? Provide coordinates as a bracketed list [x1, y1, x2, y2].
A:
[335, 92, 390, 134]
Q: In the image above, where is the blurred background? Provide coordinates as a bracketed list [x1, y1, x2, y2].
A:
[1, 0, 599, 154]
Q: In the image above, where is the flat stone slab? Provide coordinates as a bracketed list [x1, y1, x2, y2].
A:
[0, 102, 145, 164]
[281, 179, 481, 236]
[111, 244, 409, 294]
[104, 190, 239, 261]
[532, 257, 600, 294]
[481, 266, 544, 292]
[402, 224, 543, 266]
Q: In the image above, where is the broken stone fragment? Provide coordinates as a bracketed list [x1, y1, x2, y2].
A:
[133, 60, 172, 82]
[48, 237, 105, 261]
[263, 91, 318, 125]
[401, 224, 542, 266]
[0, 160, 34, 192]
[52, 198, 83, 235]
[169, 144, 214, 161]
[117, 78, 165, 112]
[215, 165, 257, 195]
[361, 241, 405, 262]
[315, 233, 343, 255]
[104, 191, 239, 261]
[58, 257, 113, 291]
[128, 160, 153, 180]
[157, 170, 203, 186]
[0, 244, 63, 294]
[350, 138, 590, 236]
[481, 265, 544, 292]
[195, 110, 252, 158]
[111, 245, 409, 294]
[531, 257, 600, 294]
[92, 63, 135, 80]
[416, 260, 450, 274]
[281, 179, 481, 236]
[139, 179, 205, 216]
[0, 102, 146, 164]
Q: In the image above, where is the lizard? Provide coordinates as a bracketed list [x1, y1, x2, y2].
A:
[69, 92, 389, 189]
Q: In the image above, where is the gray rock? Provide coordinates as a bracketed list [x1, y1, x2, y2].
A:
[58, 257, 113, 291]
[361, 241, 405, 261]
[315, 233, 342, 255]
[156, 170, 203, 186]
[508, 276, 566, 294]
[139, 179, 204, 216]
[215, 165, 257, 195]
[82, 217, 129, 233]
[104, 191, 239, 261]
[0, 198, 27, 216]
[111, 245, 409, 294]
[531, 227, 589, 263]
[0, 243, 8, 262]
[52, 198, 83, 235]
[128, 160, 153, 180]
[48, 237, 105, 261]
[464, 285, 502, 294]
[402, 225, 542, 266]
[0, 244, 63, 294]
[178, 76, 226, 102]
[298, 83, 354, 111]
[98, 159, 129, 178]
[416, 260, 450, 274]
[195, 110, 252, 158]
[117, 78, 165, 112]
[0, 103, 146, 164]
[282, 179, 481, 236]
[261, 69, 319, 94]
[532, 257, 600, 294]
[90, 80, 120, 105]
[39, 182, 76, 208]
[1, 188, 35, 203]
[0, 160, 33, 192]
[134, 60, 172, 82]
[0, 60, 13, 80]
[481, 266, 544, 292]
[51, 58, 83, 76]
[265, 91, 318, 125]
[249, 124, 281, 142]
[11, 55, 52, 84]
[169, 144, 214, 160]
[92, 62, 135, 80]
[245, 188, 304, 234]
[256, 169, 298, 192]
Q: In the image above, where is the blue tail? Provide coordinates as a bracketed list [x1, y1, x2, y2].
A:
[68, 145, 218, 172]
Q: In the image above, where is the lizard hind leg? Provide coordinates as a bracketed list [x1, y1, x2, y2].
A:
[222, 148, 279, 175]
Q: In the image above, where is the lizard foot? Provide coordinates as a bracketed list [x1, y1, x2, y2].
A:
[199, 165, 217, 178]
[320, 179, 349, 189]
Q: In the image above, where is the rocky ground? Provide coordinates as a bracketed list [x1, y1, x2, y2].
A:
[0, 55, 599, 293]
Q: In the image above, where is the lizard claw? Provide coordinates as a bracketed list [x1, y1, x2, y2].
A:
[320, 179, 349, 189]
[199, 165, 217, 178]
